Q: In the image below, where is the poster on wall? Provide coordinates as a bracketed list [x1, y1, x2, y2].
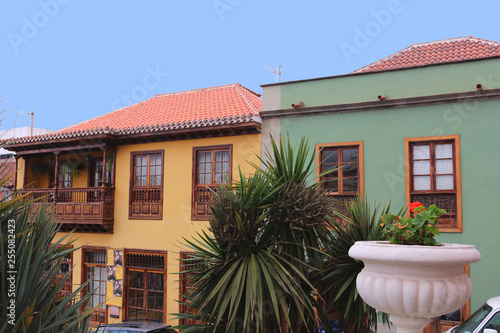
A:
[113, 280, 123, 297]
[105, 249, 124, 307]
[114, 250, 123, 266]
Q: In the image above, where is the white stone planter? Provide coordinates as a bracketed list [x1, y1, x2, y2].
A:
[348, 241, 481, 333]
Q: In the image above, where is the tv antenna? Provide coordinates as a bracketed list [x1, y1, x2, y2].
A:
[263, 64, 281, 82]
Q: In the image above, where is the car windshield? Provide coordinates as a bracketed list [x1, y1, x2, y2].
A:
[453, 303, 493, 333]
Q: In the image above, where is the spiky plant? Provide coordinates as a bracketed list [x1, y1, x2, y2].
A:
[174, 136, 337, 333]
[322, 195, 401, 333]
[0, 159, 95, 333]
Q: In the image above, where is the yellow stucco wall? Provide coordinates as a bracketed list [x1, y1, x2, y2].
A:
[51, 134, 261, 325]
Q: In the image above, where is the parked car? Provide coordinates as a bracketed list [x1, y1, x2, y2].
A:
[446, 296, 500, 333]
[93, 320, 177, 333]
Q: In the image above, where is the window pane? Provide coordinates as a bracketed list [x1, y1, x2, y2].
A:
[198, 163, 205, 174]
[323, 179, 338, 192]
[343, 177, 358, 192]
[222, 162, 229, 173]
[343, 149, 358, 163]
[215, 162, 221, 173]
[198, 174, 205, 184]
[323, 164, 338, 178]
[413, 145, 430, 160]
[215, 151, 222, 162]
[136, 167, 142, 176]
[156, 273, 163, 290]
[343, 164, 358, 177]
[323, 149, 338, 164]
[206, 174, 212, 184]
[414, 176, 431, 191]
[156, 293, 164, 310]
[436, 144, 453, 159]
[148, 273, 155, 290]
[436, 159, 453, 174]
[198, 152, 205, 163]
[413, 160, 431, 175]
[129, 271, 136, 287]
[148, 291, 155, 309]
[223, 151, 229, 161]
[214, 173, 221, 183]
[155, 176, 161, 185]
[436, 175, 454, 190]
[156, 166, 161, 175]
[137, 272, 144, 288]
[205, 153, 212, 163]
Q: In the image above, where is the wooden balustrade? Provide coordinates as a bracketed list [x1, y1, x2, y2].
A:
[17, 187, 115, 233]
[192, 185, 218, 219]
[131, 188, 161, 203]
[129, 187, 162, 219]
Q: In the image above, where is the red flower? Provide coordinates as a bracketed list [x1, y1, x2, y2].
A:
[409, 201, 424, 213]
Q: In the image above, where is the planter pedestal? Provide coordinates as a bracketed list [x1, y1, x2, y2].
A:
[349, 241, 481, 333]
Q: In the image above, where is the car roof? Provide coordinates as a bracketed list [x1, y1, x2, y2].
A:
[487, 296, 500, 309]
[95, 320, 173, 332]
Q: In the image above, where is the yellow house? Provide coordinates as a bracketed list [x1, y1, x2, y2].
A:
[6, 83, 262, 327]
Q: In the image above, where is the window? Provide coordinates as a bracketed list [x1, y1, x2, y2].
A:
[82, 247, 107, 326]
[91, 161, 113, 187]
[125, 250, 167, 322]
[405, 135, 462, 232]
[179, 252, 200, 326]
[316, 142, 364, 214]
[192, 145, 232, 220]
[49, 244, 73, 299]
[58, 164, 73, 188]
[129, 151, 164, 219]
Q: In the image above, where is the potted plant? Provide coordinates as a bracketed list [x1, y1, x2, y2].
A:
[349, 202, 481, 333]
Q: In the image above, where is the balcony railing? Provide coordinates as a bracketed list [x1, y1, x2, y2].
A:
[17, 187, 115, 233]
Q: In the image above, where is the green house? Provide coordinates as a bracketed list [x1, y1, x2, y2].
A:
[260, 36, 500, 332]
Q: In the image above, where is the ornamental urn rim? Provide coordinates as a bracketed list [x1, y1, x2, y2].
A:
[349, 240, 481, 266]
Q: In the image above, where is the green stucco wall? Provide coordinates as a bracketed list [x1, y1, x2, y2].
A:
[278, 58, 500, 108]
[266, 60, 500, 312]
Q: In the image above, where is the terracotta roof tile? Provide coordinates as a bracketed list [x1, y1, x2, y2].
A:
[11, 83, 262, 144]
[353, 36, 500, 73]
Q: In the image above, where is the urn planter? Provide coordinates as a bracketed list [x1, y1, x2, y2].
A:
[348, 241, 481, 333]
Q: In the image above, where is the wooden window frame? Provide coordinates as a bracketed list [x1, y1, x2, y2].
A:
[179, 251, 199, 326]
[81, 246, 108, 327]
[191, 144, 233, 221]
[58, 164, 73, 189]
[124, 249, 168, 323]
[405, 135, 462, 232]
[315, 142, 364, 216]
[50, 244, 73, 299]
[315, 141, 364, 196]
[129, 150, 164, 220]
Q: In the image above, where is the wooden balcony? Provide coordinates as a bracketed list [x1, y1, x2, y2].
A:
[18, 187, 115, 233]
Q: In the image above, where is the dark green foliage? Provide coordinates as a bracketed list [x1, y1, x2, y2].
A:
[0, 159, 94, 333]
[323, 196, 394, 333]
[174, 136, 336, 333]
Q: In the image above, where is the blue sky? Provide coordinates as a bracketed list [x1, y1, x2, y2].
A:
[1, 0, 499, 131]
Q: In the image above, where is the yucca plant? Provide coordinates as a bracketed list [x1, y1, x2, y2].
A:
[0, 159, 95, 333]
[174, 136, 337, 333]
[322, 196, 400, 333]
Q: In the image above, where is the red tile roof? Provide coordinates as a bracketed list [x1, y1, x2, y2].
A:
[353, 36, 500, 73]
[11, 83, 262, 144]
